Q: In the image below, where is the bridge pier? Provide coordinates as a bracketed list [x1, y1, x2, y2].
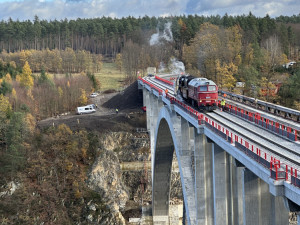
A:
[242, 168, 289, 225]
[213, 144, 231, 225]
[177, 118, 196, 224]
[231, 159, 244, 225]
[194, 130, 214, 225]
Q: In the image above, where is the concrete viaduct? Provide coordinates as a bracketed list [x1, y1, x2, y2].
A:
[138, 77, 300, 225]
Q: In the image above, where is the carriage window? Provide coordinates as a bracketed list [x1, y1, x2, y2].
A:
[208, 86, 216, 91]
[199, 86, 207, 91]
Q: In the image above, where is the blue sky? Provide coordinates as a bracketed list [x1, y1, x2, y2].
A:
[0, 0, 299, 21]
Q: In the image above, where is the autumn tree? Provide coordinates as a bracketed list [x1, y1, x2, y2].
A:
[122, 40, 142, 83]
[20, 61, 34, 90]
[261, 35, 287, 80]
[11, 88, 17, 110]
[216, 60, 237, 90]
[19, 50, 32, 67]
[78, 88, 88, 105]
[115, 53, 122, 71]
[259, 77, 276, 101]
[183, 23, 221, 79]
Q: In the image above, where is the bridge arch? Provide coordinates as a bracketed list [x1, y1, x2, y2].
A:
[152, 106, 194, 224]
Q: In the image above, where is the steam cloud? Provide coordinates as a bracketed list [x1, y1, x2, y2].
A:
[169, 58, 185, 74]
[158, 58, 185, 74]
[149, 22, 173, 46]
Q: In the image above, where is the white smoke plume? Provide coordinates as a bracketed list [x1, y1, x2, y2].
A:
[169, 58, 185, 74]
[158, 61, 166, 73]
[149, 22, 173, 46]
[158, 58, 185, 74]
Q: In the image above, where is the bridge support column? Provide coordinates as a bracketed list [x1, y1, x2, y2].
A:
[231, 159, 244, 225]
[242, 168, 289, 225]
[178, 119, 196, 225]
[143, 89, 151, 131]
[194, 129, 214, 225]
[271, 196, 289, 225]
[212, 144, 230, 225]
[150, 96, 164, 181]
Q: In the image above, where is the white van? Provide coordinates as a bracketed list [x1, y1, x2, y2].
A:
[76, 105, 96, 115]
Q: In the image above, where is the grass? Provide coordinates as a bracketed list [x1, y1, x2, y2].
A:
[33, 62, 126, 91]
[95, 63, 126, 91]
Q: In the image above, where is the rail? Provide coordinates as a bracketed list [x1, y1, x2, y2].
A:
[220, 101, 299, 142]
[139, 77, 300, 189]
[219, 90, 300, 122]
[154, 75, 174, 86]
[155, 75, 300, 141]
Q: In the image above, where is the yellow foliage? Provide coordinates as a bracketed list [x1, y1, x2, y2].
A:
[4, 73, 12, 83]
[65, 160, 73, 171]
[25, 113, 36, 134]
[79, 89, 88, 105]
[260, 77, 275, 89]
[11, 88, 17, 100]
[281, 54, 289, 64]
[9, 61, 16, 69]
[0, 94, 12, 119]
[73, 181, 79, 187]
[216, 60, 237, 89]
[27, 89, 34, 100]
[294, 101, 300, 111]
[74, 189, 82, 199]
[81, 148, 87, 159]
[15, 75, 21, 82]
[178, 18, 185, 28]
[226, 25, 242, 65]
[115, 53, 122, 71]
[20, 61, 34, 89]
[58, 86, 63, 98]
[56, 124, 73, 137]
[20, 50, 32, 66]
[244, 44, 254, 65]
[0, 78, 2, 85]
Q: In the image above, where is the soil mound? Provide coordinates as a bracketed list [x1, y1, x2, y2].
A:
[103, 81, 143, 111]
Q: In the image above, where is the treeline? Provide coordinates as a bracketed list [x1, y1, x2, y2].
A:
[0, 14, 299, 58]
[0, 48, 102, 74]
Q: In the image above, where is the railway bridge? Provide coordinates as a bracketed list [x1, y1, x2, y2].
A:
[138, 75, 300, 225]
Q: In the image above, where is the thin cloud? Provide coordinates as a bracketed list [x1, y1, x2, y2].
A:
[0, 0, 298, 21]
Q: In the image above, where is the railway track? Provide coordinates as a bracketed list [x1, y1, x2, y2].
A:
[219, 90, 300, 123]
[142, 75, 300, 167]
[207, 110, 300, 167]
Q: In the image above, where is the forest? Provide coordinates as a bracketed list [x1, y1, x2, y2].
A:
[0, 13, 300, 224]
[0, 14, 299, 108]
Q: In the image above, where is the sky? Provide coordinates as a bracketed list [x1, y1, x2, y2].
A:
[0, 0, 299, 21]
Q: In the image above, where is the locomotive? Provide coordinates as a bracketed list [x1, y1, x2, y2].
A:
[176, 75, 218, 111]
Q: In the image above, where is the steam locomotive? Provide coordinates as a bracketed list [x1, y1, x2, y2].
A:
[176, 75, 218, 111]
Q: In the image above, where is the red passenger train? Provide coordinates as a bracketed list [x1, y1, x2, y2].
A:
[176, 75, 218, 111]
